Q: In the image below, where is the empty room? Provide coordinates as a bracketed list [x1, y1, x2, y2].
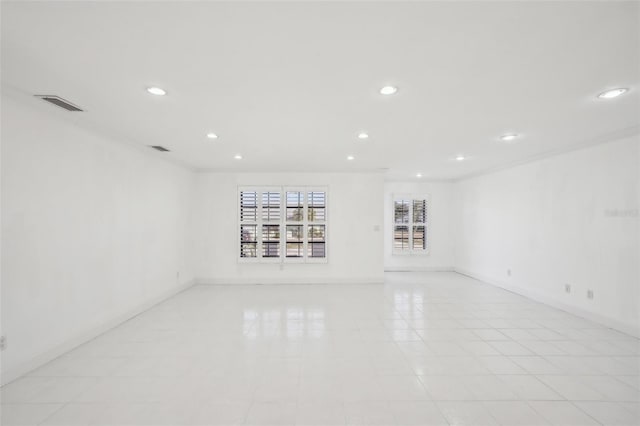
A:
[1, 1, 638, 425]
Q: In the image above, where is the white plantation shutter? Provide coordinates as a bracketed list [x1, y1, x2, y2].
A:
[240, 191, 257, 222]
[239, 191, 258, 258]
[308, 225, 326, 258]
[307, 191, 326, 258]
[413, 199, 426, 223]
[239, 187, 327, 262]
[262, 192, 281, 222]
[393, 195, 428, 254]
[285, 191, 304, 258]
[240, 224, 257, 258]
[308, 191, 326, 222]
[261, 191, 281, 258]
[393, 199, 410, 251]
[412, 199, 426, 250]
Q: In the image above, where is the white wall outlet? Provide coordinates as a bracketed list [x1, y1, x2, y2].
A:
[0, 335, 6, 351]
[507, 269, 512, 277]
[565, 284, 571, 293]
[587, 289, 594, 299]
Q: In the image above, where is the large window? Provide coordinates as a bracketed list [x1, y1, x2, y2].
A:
[393, 195, 428, 254]
[239, 187, 327, 262]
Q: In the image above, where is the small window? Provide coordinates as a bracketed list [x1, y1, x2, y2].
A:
[393, 195, 428, 254]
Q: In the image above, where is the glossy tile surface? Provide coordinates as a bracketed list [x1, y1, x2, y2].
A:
[2, 272, 639, 425]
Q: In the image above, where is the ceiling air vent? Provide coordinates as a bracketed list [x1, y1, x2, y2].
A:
[150, 145, 170, 152]
[35, 95, 83, 112]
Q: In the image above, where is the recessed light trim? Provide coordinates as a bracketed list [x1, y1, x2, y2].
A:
[500, 133, 519, 142]
[234, 154, 242, 160]
[207, 132, 218, 139]
[347, 155, 355, 161]
[380, 86, 398, 95]
[146, 87, 166, 96]
[357, 132, 369, 140]
[597, 88, 628, 99]
[455, 155, 466, 161]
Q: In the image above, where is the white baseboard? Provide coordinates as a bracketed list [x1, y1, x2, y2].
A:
[0, 280, 195, 387]
[384, 266, 454, 272]
[196, 276, 384, 285]
[454, 268, 639, 338]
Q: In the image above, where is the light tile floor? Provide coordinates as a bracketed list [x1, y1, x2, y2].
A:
[2, 272, 639, 425]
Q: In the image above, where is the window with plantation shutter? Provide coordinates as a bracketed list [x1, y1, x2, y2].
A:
[238, 186, 327, 263]
[239, 191, 258, 258]
[393, 194, 429, 254]
[307, 191, 325, 258]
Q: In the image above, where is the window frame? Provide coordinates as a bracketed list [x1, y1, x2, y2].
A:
[238, 186, 328, 264]
[392, 193, 430, 256]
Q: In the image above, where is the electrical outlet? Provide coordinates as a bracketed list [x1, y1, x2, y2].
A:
[0, 336, 6, 351]
[587, 290, 594, 300]
[565, 284, 571, 293]
[507, 269, 512, 277]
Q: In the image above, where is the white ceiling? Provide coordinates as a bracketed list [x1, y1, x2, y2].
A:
[2, 1, 639, 180]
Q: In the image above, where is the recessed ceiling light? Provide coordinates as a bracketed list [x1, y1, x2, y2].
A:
[416, 173, 423, 178]
[234, 154, 242, 160]
[455, 155, 466, 161]
[207, 132, 218, 139]
[380, 86, 398, 95]
[347, 155, 355, 161]
[357, 132, 369, 140]
[500, 133, 519, 142]
[146, 87, 166, 96]
[597, 88, 628, 99]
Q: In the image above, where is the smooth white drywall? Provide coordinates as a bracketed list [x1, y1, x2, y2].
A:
[384, 182, 454, 271]
[1, 93, 196, 384]
[453, 135, 640, 336]
[192, 172, 384, 284]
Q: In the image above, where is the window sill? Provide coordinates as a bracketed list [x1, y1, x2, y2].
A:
[392, 250, 430, 256]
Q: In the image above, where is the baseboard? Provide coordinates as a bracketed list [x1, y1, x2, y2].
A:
[384, 266, 454, 272]
[0, 279, 196, 387]
[454, 268, 639, 338]
[196, 276, 384, 285]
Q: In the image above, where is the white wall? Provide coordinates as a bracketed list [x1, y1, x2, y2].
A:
[192, 172, 384, 284]
[453, 135, 640, 336]
[2, 85, 637, 388]
[384, 182, 454, 271]
[1, 94, 196, 384]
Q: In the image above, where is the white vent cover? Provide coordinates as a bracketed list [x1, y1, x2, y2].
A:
[35, 95, 83, 111]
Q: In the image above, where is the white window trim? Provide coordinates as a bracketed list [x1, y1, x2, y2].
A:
[238, 186, 328, 264]
[392, 193, 430, 256]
